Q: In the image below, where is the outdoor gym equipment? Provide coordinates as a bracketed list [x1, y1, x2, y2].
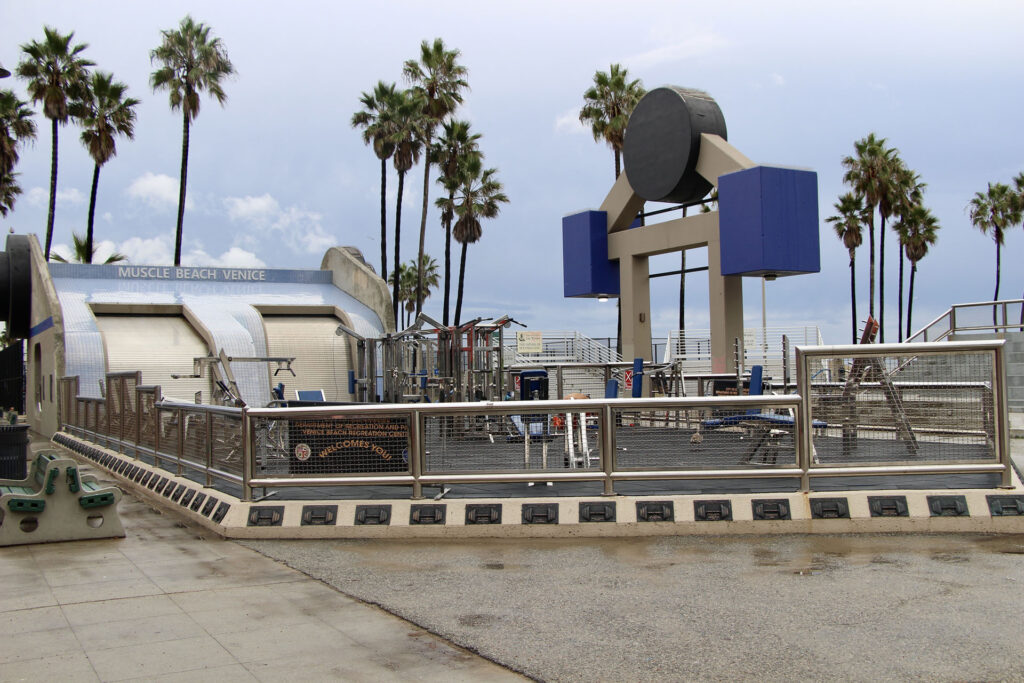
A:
[563, 86, 820, 374]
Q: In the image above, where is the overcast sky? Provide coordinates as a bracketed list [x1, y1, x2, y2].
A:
[4, 1, 1024, 346]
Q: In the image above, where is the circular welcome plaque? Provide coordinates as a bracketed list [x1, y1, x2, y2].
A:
[294, 443, 312, 461]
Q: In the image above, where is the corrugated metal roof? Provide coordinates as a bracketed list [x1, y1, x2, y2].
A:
[50, 263, 384, 405]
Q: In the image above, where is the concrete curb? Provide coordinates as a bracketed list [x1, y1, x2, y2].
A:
[53, 433, 1024, 539]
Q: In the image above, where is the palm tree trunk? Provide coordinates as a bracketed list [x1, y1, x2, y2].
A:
[678, 251, 686, 332]
[850, 251, 857, 344]
[614, 149, 620, 180]
[380, 157, 388, 283]
[994, 240, 1001, 301]
[44, 117, 58, 261]
[416, 133, 432, 318]
[86, 163, 101, 264]
[907, 261, 917, 337]
[454, 240, 468, 327]
[879, 215, 886, 342]
[174, 110, 190, 267]
[443, 205, 453, 326]
[994, 239, 1001, 332]
[393, 171, 405, 329]
[897, 244, 905, 342]
[867, 211, 876, 318]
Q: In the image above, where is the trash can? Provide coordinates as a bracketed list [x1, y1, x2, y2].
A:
[0, 423, 29, 479]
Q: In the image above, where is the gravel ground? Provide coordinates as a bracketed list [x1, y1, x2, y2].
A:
[241, 533, 1024, 681]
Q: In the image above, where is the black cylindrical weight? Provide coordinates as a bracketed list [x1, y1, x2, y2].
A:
[623, 86, 727, 204]
[6, 235, 31, 339]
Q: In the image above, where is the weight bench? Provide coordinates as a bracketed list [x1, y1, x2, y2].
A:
[700, 366, 825, 464]
[0, 452, 125, 546]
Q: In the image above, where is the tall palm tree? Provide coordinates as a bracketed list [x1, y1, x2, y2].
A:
[51, 232, 127, 264]
[404, 38, 469, 319]
[452, 156, 509, 326]
[0, 89, 37, 175]
[384, 88, 425, 328]
[579, 63, 645, 179]
[580, 64, 644, 357]
[150, 15, 234, 267]
[411, 253, 440, 314]
[351, 80, 400, 282]
[893, 168, 924, 341]
[16, 27, 93, 260]
[968, 182, 1021, 302]
[827, 192, 866, 343]
[432, 119, 481, 325]
[841, 133, 890, 322]
[901, 204, 939, 336]
[874, 149, 905, 342]
[0, 172, 22, 217]
[78, 72, 138, 263]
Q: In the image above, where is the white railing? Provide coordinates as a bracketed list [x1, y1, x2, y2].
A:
[503, 330, 621, 366]
[907, 300, 1024, 343]
[664, 326, 824, 378]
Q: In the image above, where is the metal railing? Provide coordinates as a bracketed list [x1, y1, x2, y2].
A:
[797, 340, 1011, 489]
[908, 300, 1024, 343]
[56, 340, 1014, 501]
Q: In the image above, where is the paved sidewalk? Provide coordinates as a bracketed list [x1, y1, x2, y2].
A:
[0, 463, 522, 681]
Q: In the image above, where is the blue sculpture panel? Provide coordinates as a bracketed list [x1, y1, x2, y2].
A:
[718, 166, 820, 277]
[562, 210, 620, 298]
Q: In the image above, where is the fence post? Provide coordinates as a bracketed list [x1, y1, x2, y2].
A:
[994, 345, 1013, 488]
[241, 407, 253, 502]
[134, 388, 142, 460]
[176, 407, 185, 476]
[796, 347, 812, 493]
[205, 411, 214, 487]
[601, 404, 615, 496]
[411, 409, 423, 499]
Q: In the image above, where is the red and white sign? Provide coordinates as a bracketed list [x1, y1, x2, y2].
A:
[624, 369, 633, 389]
[514, 376, 521, 391]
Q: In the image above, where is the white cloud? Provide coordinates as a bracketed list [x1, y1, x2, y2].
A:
[118, 235, 173, 264]
[770, 73, 785, 86]
[102, 212, 112, 223]
[224, 193, 279, 223]
[183, 246, 266, 268]
[555, 107, 587, 135]
[225, 193, 338, 256]
[126, 172, 193, 210]
[624, 31, 728, 69]
[26, 186, 85, 207]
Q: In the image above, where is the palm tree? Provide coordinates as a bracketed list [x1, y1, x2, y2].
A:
[150, 15, 234, 267]
[0, 89, 37, 175]
[16, 27, 93, 260]
[827, 192, 866, 343]
[387, 262, 416, 328]
[432, 119, 481, 325]
[579, 63, 645, 179]
[901, 204, 939, 336]
[384, 88, 425, 328]
[874, 150, 906, 342]
[893, 168, 924, 341]
[404, 39, 469, 320]
[452, 156, 509, 326]
[78, 72, 138, 263]
[411, 253, 440, 313]
[51, 232, 127, 264]
[841, 133, 891, 322]
[0, 172, 22, 217]
[968, 182, 1021, 302]
[351, 81, 400, 282]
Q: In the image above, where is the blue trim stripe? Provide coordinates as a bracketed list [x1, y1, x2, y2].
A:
[29, 316, 54, 338]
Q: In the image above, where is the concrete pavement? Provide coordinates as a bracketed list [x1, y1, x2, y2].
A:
[0, 454, 522, 682]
